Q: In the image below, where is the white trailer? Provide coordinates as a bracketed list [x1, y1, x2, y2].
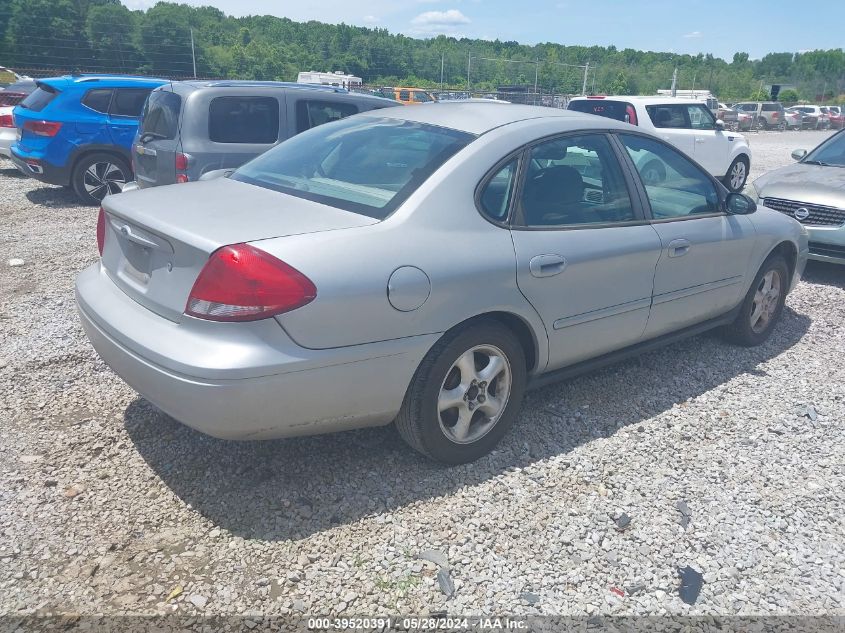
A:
[297, 71, 363, 90]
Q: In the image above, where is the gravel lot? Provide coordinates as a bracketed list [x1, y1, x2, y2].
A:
[1, 130, 843, 623]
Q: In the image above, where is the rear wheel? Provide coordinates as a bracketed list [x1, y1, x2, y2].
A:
[72, 153, 131, 206]
[396, 320, 526, 464]
[757, 117, 767, 131]
[722, 156, 749, 192]
[721, 255, 788, 347]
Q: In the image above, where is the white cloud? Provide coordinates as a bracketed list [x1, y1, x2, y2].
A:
[411, 9, 471, 27]
[362, 15, 380, 23]
[683, 31, 703, 38]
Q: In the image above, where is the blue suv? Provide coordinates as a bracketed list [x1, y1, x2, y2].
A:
[11, 75, 167, 204]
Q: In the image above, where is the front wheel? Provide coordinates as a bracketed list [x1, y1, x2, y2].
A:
[723, 156, 749, 192]
[721, 255, 788, 347]
[395, 320, 527, 464]
[71, 153, 131, 206]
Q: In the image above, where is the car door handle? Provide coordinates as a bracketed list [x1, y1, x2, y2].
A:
[529, 254, 566, 277]
[695, 138, 706, 144]
[667, 238, 691, 258]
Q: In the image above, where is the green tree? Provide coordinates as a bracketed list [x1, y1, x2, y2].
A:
[777, 88, 800, 103]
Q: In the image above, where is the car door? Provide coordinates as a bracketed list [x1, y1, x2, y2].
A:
[645, 104, 697, 158]
[684, 103, 728, 175]
[108, 88, 154, 149]
[508, 133, 663, 370]
[616, 132, 756, 338]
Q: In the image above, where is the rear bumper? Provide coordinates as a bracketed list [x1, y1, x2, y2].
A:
[10, 146, 71, 185]
[75, 263, 436, 440]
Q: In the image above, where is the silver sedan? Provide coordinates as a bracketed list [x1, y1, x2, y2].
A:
[76, 104, 808, 463]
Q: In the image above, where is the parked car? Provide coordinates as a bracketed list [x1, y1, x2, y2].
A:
[10, 75, 167, 204]
[750, 129, 845, 265]
[568, 96, 752, 191]
[716, 104, 752, 131]
[0, 78, 36, 159]
[733, 101, 786, 130]
[76, 103, 807, 463]
[789, 105, 828, 130]
[827, 106, 844, 129]
[131, 81, 397, 190]
[783, 108, 803, 131]
[376, 87, 437, 105]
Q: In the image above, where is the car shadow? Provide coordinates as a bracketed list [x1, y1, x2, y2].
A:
[25, 186, 81, 208]
[803, 260, 844, 289]
[124, 307, 811, 542]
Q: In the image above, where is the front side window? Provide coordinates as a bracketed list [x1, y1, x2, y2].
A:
[81, 89, 113, 114]
[479, 158, 518, 222]
[647, 105, 688, 129]
[686, 104, 715, 130]
[412, 91, 433, 103]
[231, 117, 474, 219]
[110, 88, 153, 117]
[139, 90, 181, 140]
[619, 133, 720, 219]
[295, 99, 358, 133]
[208, 96, 280, 144]
[519, 134, 635, 227]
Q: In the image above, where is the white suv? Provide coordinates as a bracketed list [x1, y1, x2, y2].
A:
[568, 96, 752, 191]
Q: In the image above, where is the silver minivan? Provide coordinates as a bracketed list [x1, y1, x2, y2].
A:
[131, 80, 398, 188]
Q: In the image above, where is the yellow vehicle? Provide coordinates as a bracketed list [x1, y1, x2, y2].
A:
[379, 87, 437, 105]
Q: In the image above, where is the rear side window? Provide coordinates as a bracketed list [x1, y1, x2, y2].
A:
[295, 100, 359, 133]
[82, 89, 113, 114]
[568, 100, 637, 125]
[647, 105, 688, 128]
[139, 90, 181, 140]
[111, 89, 152, 117]
[209, 96, 280, 144]
[399, 90, 410, 101]
[19, 85, 59, 112]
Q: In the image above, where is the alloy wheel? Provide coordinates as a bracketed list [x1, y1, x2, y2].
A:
[438, 344, 512, 444]
[83, 162, 127, 201]
[749, 270, 782, 334]
[730, 160, 747, 191]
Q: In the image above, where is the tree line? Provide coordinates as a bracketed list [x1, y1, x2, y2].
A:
[1, 0, 844, 102]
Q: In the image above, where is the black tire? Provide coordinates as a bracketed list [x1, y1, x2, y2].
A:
[721, 255, 789, 347]
[71, 153, 131, 206]
[396, 320, 527, 464]
[757, 117, 767, 131]
[722, 155, 749, 192]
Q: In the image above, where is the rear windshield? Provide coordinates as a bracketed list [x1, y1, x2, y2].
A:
[762, 103, 782, 111]
[568, 99, 632, 123]
[139, 90, 181, 140]
[19, 84, 59, 112]
[231, 117, 474, 219]
[208, 96, 280, 144]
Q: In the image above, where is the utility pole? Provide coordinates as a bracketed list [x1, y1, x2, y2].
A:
[691, 72, 696, 96]
[671, 67, 678, 96]
[440, 52, 445, 91]
[534, 59, 539, 104]
[581, 61, 589, 96]
[467, 52, 471, 93]
[190, 28, 197, 78]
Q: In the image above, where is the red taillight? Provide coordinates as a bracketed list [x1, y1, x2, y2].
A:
[0, 114, 14, 128]
[175, 173, 189, 184]
[772, 112, 779, 119]
[625, 104, 638, 126]
[96, 207, 106, 256]
[185, 244, 317, 322]
[175, 152, 189, 171]
[23, 120, 62, 137]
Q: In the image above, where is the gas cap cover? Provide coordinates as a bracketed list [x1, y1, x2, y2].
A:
[387, 266, 431, 312]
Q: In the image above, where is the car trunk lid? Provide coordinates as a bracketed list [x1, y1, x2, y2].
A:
[100, 177, 379, 322]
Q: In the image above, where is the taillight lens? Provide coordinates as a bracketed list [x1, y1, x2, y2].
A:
[23, 120, 62, 137]
[625, 104, 638, 126]
[175, 173, 189, 184]
[175, 152, 189, 171]
[96, 207, 106, 256]
[185, 244, 317, 322]
[0, 114, 14, 128]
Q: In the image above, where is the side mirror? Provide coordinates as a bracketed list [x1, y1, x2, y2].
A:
[791, 149, 807, 161]
[199, 168, 234, 181]
[715, 119, 725, 131]
[726, 192, 757, 215]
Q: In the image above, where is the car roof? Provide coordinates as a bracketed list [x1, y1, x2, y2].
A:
[38, 75, 168, 90]
[570, 95, 710, 106]
[162, 80, 396, 104]
[357, 101, 630, 135]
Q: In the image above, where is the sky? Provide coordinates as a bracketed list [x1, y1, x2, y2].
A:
[123, 0, 843, 61]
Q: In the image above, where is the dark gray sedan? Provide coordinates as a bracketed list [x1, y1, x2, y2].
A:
[77, 103, 808, 463]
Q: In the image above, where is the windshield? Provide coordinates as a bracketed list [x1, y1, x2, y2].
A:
[139, 90, 181, 140]
[231, 116, 474, 219]
[804, 130, 845, 167]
